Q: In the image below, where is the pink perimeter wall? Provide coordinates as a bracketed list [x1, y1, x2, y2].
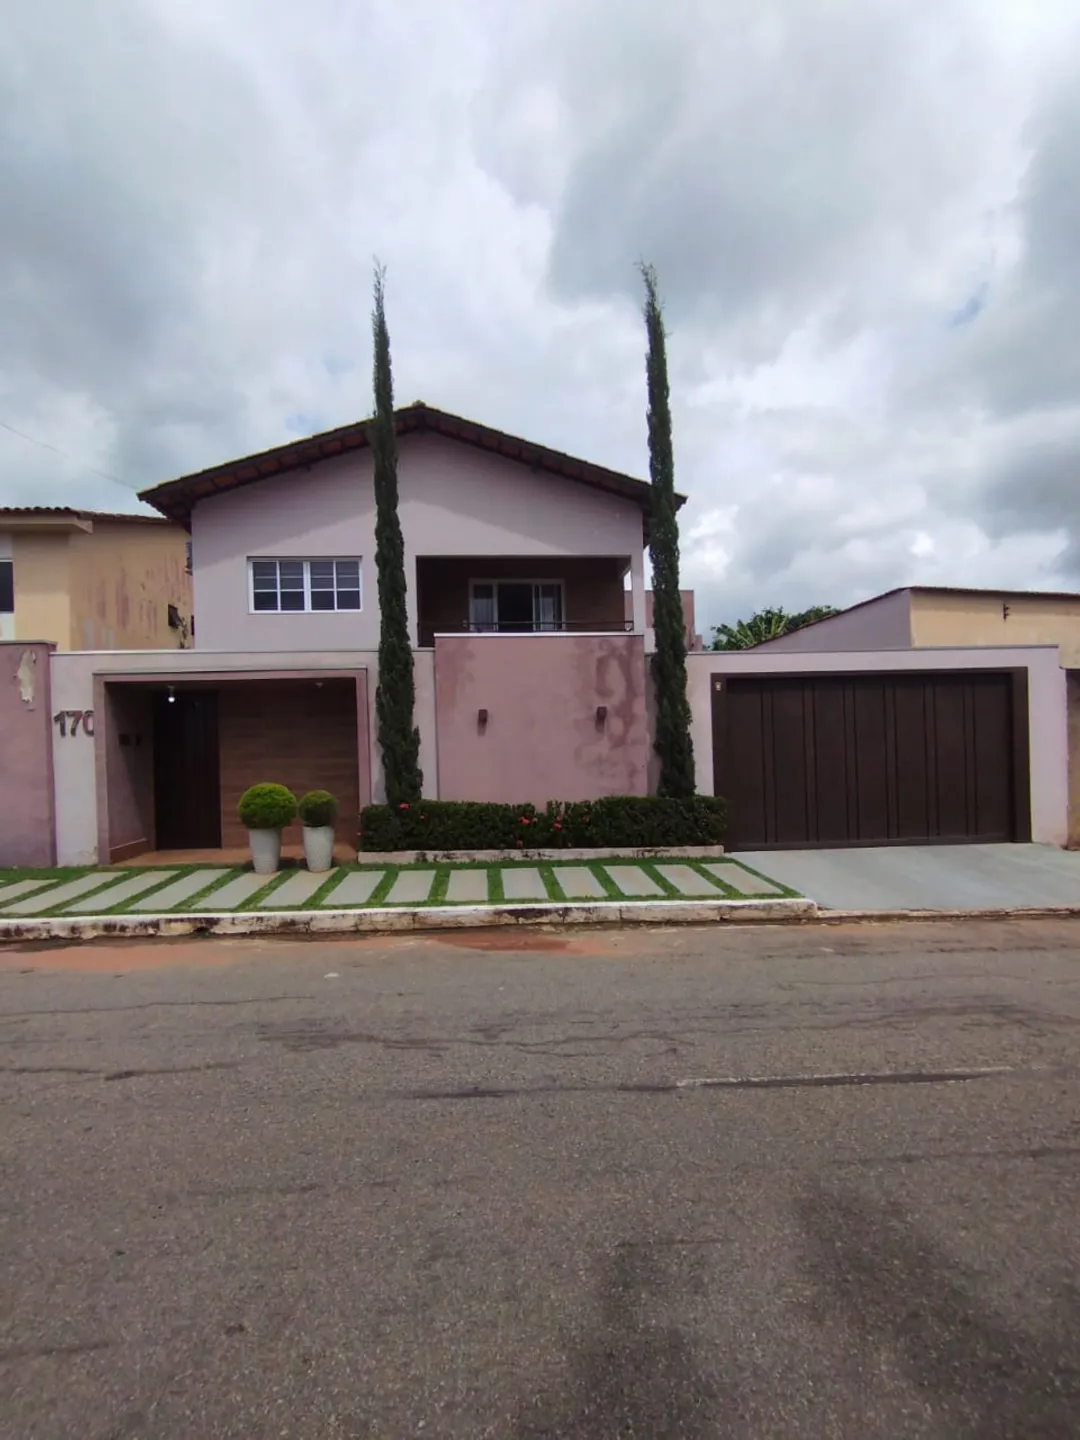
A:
[1, 643, 55, 867]
[434, 634, 650, 803]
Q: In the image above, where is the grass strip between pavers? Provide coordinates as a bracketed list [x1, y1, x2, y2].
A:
[588, 864, 625, 901]
[0, 856, 801, 916]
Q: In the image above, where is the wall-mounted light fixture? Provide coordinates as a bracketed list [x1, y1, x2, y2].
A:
[167, 684, 176, 705]
[478, 707, 488, 729]
[595, 705, 608, 726]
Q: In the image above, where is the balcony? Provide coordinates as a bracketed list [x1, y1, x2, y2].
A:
[415, 556, 637, 646]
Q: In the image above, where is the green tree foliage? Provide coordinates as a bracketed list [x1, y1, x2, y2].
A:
[371, 266, 422, 806]
[710, 605, 840, 650]
[641, 264, 695, 797]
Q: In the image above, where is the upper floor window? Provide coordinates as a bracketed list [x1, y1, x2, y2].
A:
[0, 559, 12, 615]
[249, 558, 361, 613]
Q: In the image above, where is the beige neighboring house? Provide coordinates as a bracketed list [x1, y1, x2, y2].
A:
[756, 583, 1080, 844]
[0, 508, 192, 650]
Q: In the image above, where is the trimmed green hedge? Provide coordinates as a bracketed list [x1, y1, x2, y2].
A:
[358, 795, 727, 852]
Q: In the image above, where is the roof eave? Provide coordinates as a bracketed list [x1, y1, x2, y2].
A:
[139, 404, 684, 530]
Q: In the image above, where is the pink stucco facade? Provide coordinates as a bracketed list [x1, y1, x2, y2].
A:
[434, 634, 650, 803]
[1, 642, 56, 867]
[191, 433, 649, 652]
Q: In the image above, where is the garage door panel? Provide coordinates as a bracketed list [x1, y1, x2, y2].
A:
[930, 682, 972, 839]
[770, 682, 813, 844]
[716, 670, 1019, 849]
[891, 680, 933, 839]
[851, 681, 890, 841]
[714, 682, 769, 846]
[971, 677, 1012, 840]
[811, 682, 853, 844]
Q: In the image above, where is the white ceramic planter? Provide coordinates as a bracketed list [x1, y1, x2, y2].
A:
[303, 825, 335, 873]
[248, 828, 282, 875]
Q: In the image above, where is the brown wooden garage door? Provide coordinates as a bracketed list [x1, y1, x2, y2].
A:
[712, 671, 1030, 849]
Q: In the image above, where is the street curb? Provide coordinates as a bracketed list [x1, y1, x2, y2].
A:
[353, 845, 728, 864]
[817, 905, 1080, 923]
[0, 896, 816, 944]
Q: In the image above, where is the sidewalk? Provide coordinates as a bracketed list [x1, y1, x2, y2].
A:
[0, 855, 795, 918]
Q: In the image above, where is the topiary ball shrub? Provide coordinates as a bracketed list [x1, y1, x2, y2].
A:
[298, 790, 339, 828]
[238, 783, 298, 831]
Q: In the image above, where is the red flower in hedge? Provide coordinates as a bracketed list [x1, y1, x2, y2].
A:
[554, 822, 562, 830]
[520, 816, 529, 825]
[399, 802, 409, 810]
[516, 839, 523, 847]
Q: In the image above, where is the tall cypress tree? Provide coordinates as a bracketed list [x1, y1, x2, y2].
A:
[371, 265, 422, 806]
[641, 263, 695, 797]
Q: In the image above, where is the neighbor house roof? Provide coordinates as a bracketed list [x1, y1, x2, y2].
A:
[138, 401, 683, 533]
[770, 582, 1080, 644]
[0, 507, 173, 530]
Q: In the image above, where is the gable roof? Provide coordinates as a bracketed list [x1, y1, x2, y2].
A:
[137, 402, 683, 534]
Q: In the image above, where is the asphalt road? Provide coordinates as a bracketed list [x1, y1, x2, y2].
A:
[2, 920, 1080, 1438]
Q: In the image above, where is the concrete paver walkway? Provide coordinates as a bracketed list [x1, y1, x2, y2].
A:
[326, 871, 386, 906]
[0, 856, 790, 917]
[555, 867, 607, 899]
[130, 870, 229, 910]
[6, 873, 125, 914]
[737, 843, 1080, 911]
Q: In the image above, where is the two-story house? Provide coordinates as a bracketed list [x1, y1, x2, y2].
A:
[30, 405, 675, 864]
[9, 420, 1074, 866]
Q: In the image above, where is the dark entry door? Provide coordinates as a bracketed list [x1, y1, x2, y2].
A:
[713, 671, 1029, 849]
[153, 690, 222, 849]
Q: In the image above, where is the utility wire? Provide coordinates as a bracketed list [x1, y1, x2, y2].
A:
[0, 418, 141, 492]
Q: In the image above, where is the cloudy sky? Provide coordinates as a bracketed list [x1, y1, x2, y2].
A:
[4, 0, 1080, 632]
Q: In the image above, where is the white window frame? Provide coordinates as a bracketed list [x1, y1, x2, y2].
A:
[468, 578, 566, 632]
[247, 557, 363, 614]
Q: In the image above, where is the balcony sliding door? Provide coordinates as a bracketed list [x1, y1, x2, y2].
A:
[469, 581, 564, 632]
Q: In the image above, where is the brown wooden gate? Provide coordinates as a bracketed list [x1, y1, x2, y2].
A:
[712, 671, 1030, 849]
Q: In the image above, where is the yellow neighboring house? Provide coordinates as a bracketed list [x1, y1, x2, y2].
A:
[0, 508, 192, 649]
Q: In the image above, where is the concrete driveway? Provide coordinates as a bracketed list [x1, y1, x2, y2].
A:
[735, 843, 1080, 912]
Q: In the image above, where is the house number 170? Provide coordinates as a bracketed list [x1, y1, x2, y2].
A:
[53, 710, 95, 737]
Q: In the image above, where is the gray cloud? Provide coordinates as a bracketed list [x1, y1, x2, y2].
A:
[2, 0, 1080, 633]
